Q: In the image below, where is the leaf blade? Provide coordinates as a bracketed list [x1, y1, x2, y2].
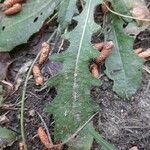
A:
[0, 0, 61, 52]
[44, 0, 101, 142]
[58, 0, 77, 30]
[105, 15, 143, 98]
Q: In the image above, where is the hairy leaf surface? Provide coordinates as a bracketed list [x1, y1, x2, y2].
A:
[105, 15, 143, 98]
[0, 0, 61, 52]
[44, 0, 101, 142]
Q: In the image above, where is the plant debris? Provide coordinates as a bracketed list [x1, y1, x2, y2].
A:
[38, 42, 50, 65]
[4, 3, 22, 15]
[95, 41, 114, 64]
[3, 0, 24, 8]
[32, 64, 44, 86]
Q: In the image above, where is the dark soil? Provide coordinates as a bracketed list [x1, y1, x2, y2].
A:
[0, 1, 150, 150]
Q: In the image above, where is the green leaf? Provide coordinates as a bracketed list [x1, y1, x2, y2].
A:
[0, 0, 61, 52]
[105, 15, 143, 98]
[68, 128, 93, 150]
[44, 0, 101, 143]
[109, 0, 132, 22]
[86, 125, 118, 150]
[58, 0, 77, 30]
[0, 126, 16, 149]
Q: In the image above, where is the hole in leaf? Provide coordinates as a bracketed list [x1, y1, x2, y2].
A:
[123, 23, 128, 28]
[76, 0, 86, 13]
[2, 26, 5, 31]
[33, 17, 38, 23]
[94, 4, 103, 24]
[68, 19, 78, 31]
[40, 12, 43, 15]
[91, 31, 104, 44]
[60, 39, 70, 52]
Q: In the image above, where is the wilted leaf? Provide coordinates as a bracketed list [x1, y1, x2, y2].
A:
[0, 0, 61, 52]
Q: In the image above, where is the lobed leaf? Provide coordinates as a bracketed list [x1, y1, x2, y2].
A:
[44, 0, 101, 143]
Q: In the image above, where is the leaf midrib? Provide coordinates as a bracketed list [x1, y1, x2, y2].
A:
[72, 0, 92, 109]
[113, 27, 129, 97]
